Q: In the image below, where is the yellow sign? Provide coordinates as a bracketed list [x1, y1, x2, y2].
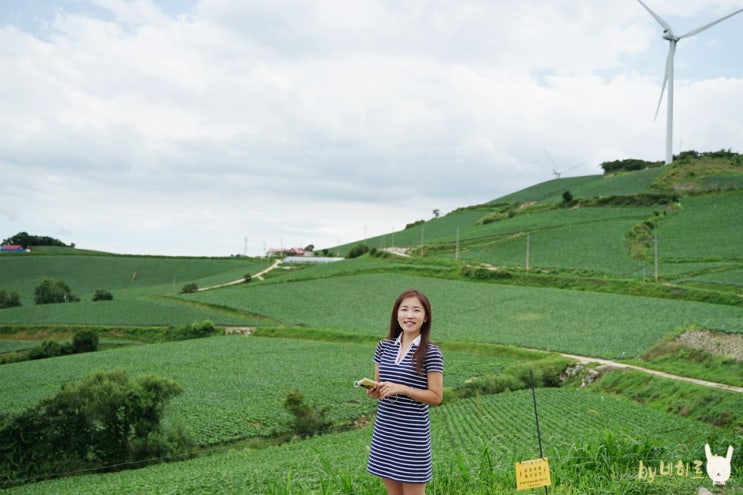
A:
[515, 457, 551, 490]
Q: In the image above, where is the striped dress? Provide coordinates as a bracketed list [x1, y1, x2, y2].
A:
[367, 337, 444, 483]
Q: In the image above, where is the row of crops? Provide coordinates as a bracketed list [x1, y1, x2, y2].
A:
[2, 269, 740, 355]
[1, 335, 527, 445]
[2, 387, 728, 494]
[186, 272, 742, 357]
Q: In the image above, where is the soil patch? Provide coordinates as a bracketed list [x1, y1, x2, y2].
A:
[675, 329, 743, 361]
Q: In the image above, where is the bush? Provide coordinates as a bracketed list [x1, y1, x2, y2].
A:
[72, 330, 99, 353]
[33, 278, 80, 304]
[181, 283, 198, 294]
[0, 290, 21, 308]
[92, 289, 114, 301]
[461, 266, 513, 281]
[456, 356, 573, 398]
[283, 390, 332, 437]
[19, 330, 99, 362]
[347, 244, 369, 259]
[0, 370, 191, 485]
[27, 340, 68, 360]
[174, 320, 216, 340]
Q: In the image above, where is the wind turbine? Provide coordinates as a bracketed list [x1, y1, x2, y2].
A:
[544, 150, 583, 179]
[636, 0, 743, 164]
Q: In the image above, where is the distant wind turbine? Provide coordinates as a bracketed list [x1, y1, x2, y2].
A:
[544, 150, 583, 179]
[636, 0, 743, 164]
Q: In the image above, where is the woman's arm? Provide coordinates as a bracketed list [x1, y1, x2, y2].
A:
[376, 371, 443, 406]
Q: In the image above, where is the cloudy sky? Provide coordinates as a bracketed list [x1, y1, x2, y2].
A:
[1, 0, 741, 257]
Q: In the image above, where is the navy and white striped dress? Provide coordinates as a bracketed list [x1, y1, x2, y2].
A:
[367, 337, 444, 483]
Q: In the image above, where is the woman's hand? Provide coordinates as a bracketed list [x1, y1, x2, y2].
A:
[375, 381, 407, 400]
[366, 384, 382, 399]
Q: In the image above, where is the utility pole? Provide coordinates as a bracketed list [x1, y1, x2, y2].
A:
[653, 234, 659, 283]
[420, 226, 424, 257]
[455, 227, 459, 261]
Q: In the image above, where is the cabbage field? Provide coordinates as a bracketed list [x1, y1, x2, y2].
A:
[1, 163, 741, 494]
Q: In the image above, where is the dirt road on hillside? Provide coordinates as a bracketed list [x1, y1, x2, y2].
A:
[562, 353, 743, 393]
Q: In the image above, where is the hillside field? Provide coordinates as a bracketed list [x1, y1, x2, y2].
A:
[1, 159, 741, 494]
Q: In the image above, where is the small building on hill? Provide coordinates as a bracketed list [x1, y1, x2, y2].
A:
[267, 247, 310, 258]
[0, 244, 26, 253]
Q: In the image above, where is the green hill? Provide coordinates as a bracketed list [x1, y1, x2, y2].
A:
[0, 154, 741, 494]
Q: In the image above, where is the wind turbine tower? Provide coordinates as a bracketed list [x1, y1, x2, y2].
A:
[636, 0, 743, 164]
[544, 150, 583, 179]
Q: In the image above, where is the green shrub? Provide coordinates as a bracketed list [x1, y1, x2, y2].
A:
[456, 356, 573, 398]
[27, 340, 68, 360]
[92, 289, 114, 301]
[283, 390, 332, 437]
[347, 244, 369, 258]
[461, 266, 513, 281]
[72, 330, 99, 353]
[0, 370, 191, 485]
[173, 320, 217, 340]
[180, 283, 198, 293]
[0, 290, 21, 309]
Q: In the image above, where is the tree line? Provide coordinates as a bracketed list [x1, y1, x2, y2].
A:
[600, 149, 741, 174]
[2, 232, 72, 249]
[0, 279, 115, 309]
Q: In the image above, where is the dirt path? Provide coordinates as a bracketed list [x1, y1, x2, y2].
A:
[198, 260, 282, 291]
[562, 353, 743, 393]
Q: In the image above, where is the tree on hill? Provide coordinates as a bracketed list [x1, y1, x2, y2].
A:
[2, 231, 71, 249]
[33, 278, 80, 304]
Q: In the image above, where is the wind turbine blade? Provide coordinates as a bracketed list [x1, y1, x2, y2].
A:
[543, 149, 557, 168]
[636, 0, 672, 31]
[654, 43, 674, 122]
[679, 8, 743, 38]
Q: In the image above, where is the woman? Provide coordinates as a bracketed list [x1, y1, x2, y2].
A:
[366, 289, 444, 495]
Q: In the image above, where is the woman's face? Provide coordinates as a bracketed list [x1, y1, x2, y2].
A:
[396, 296, 427, 337]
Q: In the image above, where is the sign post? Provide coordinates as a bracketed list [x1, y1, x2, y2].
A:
[515, 369, 551, 493]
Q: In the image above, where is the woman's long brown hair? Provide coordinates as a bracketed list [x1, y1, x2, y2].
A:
[386, 289, 432, 375]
